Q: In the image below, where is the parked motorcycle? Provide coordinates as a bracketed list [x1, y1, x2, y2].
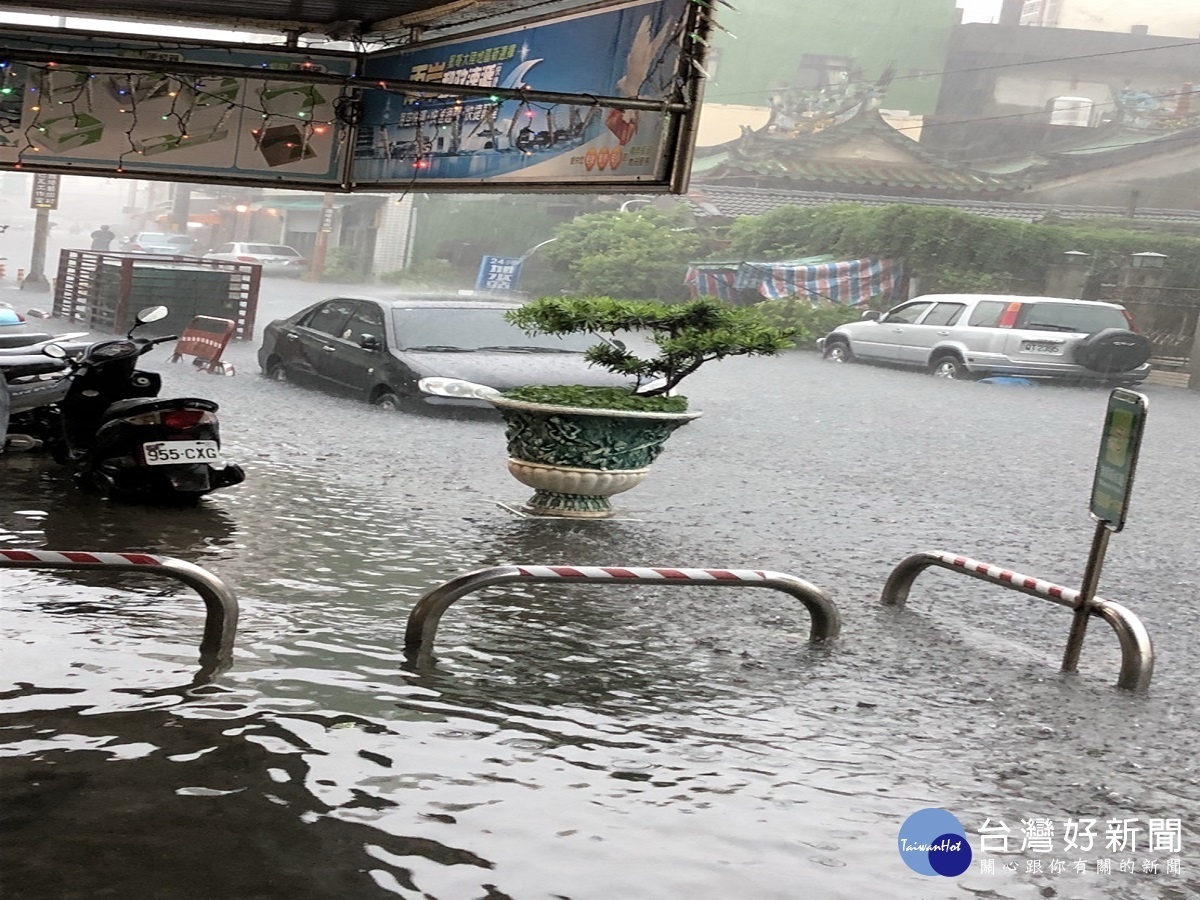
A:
[1, 331, 93, 450]
[33, 306, 245, 503]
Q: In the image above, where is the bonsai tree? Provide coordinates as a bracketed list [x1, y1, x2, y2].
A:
[504, 295, 795, 411]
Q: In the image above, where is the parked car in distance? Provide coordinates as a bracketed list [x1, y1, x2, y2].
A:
[0, 303, 27, 336]
[124, 232, 198, 255]
[819, 294, 1152, 384]
[204, 242, 307, 278]
[257, 295, 634, 412]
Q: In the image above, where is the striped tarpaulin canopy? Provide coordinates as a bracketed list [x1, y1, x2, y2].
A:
[683, 265, 740, 302]
[746, 258, 903, 306]
[686, 257, 902, 306]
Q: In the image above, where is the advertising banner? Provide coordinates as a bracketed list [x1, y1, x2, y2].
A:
[353, 0, 691, 189]
[0, 30, 354, 186]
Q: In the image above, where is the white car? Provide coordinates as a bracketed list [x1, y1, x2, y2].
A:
[204, 242, 308, 278]
[820, 294, 1152, 384]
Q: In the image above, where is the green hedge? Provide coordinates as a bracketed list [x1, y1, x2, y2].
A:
[724, 204, 1200, 293]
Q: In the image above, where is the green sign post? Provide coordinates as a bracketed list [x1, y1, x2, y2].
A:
[1089, 389, 1148, 532]
[1063, 388, 1149, 674]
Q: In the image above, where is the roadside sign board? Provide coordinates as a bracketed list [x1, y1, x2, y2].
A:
[1089, 388, 1148, 532]
[475, 255, 523, 292]
[31, 172, 60, 209]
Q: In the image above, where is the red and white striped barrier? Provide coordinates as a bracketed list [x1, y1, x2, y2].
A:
[881, 550, 1153, 691]
[406, 564, 840, 655]
[1, 548, 238, 666]
[931, 553, 1080, 606]
[515, 565, 771, 583]
[1, 549, 166, 567]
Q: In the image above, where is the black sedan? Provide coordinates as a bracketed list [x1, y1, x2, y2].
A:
[257, 295, 634, 412]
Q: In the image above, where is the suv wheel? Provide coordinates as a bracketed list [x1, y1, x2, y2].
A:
[1074, 329, 1152, 374]
[823, 340, 854, 363]
[930, 354, 970, 380]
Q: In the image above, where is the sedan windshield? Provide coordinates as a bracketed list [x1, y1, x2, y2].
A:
[393, 307, 600, 352]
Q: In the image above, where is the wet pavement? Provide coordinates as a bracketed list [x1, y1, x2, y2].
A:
[2, 282, 1199, 899]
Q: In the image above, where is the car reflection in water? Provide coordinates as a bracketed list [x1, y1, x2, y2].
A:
[256, 294, 633, 413]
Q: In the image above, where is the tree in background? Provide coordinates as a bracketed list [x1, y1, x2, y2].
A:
[541, 207, 712, 301]
[725, 203, 1200, 294]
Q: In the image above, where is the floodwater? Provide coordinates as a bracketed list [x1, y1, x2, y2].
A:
[2, 331, 1199, 899]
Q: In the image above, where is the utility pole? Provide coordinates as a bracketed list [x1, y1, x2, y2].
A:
[22, 174, 60, 293]
[308, 192, 335, 281]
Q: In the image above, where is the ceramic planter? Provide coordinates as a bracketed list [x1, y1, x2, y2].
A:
[488, 395, 701, 518]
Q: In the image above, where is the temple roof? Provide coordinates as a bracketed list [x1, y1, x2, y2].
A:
[694, 106, 1021, 197]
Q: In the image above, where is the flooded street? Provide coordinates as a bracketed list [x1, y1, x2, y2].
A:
[3, 286, 1199, 899]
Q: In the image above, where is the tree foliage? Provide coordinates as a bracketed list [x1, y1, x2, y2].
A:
[724, 203, 1200, 293]
[506, 295, 795, 398]
[542, 208, 709, 301]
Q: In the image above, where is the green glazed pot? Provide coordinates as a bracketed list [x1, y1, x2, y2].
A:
[488, 395, 702, 518]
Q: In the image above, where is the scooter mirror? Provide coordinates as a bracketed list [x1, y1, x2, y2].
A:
[43, 343, 68, 359]
[136, 306, 169, 325]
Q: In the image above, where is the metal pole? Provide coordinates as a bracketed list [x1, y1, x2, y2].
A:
[21, 207, 52, 292]
[1061, 520, 1111, 673]
[307, 192, 335, 281]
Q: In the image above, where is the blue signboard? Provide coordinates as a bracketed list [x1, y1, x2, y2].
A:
[354, 0, 688, 187]
[475, 256, 524, 292]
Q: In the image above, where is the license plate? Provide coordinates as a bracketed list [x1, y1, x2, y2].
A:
[142, 440, 222, 466]
[1022, 341, 1061, 354]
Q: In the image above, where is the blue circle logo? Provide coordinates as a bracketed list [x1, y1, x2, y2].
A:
[898, 808, 972, 877]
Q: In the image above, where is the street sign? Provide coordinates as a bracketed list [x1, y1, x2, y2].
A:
[475, 255, 523, 292]
[1089, 388, 1148, 532]
[30, 173, 60, 209]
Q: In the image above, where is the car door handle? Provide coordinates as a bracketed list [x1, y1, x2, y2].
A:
[892, 328, 904, 333]
[937, 330, 950, 336]
[322, 345, 336, 353]
[286, 333, 299, 340]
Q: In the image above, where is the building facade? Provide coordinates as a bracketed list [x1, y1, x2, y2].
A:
[1020, 0, 1200, 37]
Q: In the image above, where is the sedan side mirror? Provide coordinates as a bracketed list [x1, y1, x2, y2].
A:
[860, 310, 881, 322]
[359, 334, 381, 351]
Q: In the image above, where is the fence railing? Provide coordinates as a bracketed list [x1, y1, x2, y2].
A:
[0, 549, 239, 681]
[406, 564, 841, 658]
[881, 550, 1153, 691]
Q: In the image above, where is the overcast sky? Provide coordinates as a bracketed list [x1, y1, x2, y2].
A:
[958, 0, 1004, 23]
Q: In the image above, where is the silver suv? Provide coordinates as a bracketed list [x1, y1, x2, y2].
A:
[820, 294, 1152, 383]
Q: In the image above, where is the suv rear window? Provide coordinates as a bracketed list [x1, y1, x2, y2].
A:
[1014, 302, 1128, 333]
[246, 245, 298, 255]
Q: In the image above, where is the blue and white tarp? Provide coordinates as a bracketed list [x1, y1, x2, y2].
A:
[686, 257, 903, 306]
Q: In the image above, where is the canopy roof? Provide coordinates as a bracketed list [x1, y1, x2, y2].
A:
[0, 0, 596, 39]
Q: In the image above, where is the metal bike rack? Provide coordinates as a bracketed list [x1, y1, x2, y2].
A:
[881, 550, 1154, 692]
[0, 549, 239, 678]
[405, 564, 840, 657]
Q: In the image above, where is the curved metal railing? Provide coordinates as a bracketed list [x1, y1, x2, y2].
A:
[405, 564, 840, 658]
[881, 550, 1153, 692]
[0, 549, 239, 679]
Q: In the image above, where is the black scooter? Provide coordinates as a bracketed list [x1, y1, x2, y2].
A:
[40, 306, 245, 504]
